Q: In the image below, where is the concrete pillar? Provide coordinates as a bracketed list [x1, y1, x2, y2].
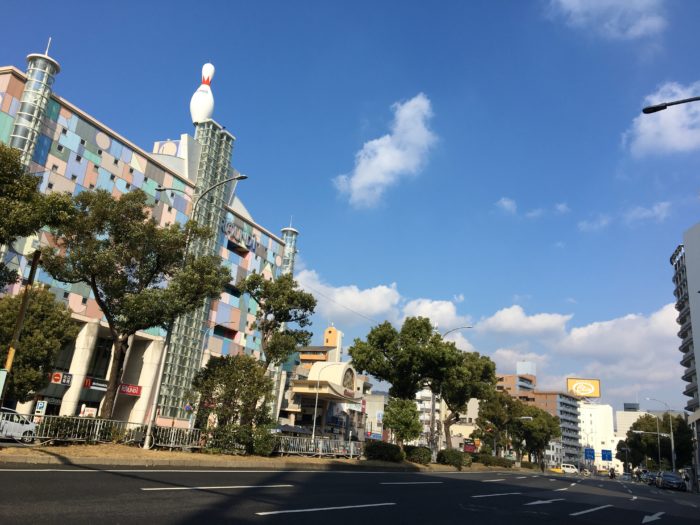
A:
[59, 321, 99, 416]
[129, 338, 164, 425]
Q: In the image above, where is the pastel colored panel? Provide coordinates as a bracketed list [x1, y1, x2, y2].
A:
[215, 302, 232, 325]
[96, 168, 115, 191]
[68, 293, 87, 314]
[131, 170, 144, 188]
[45, 99, 60, 121]
[5, 75, 24, 99]
[206, 336, 223, 356]
[0, 112, 14, 143]
[9, 97, 19, 117]
[66, 153, 87, 178]
[82, 149, 100, 166]
[114, 178, 129, 193]
[85, 299, 103, 319]
[109, 140, 123, 159]
[84, 166, 98, 188]
[130, 152, 146, 172]
[48, 172, 75, 193]
[58, 130, 80, 151]
[1, 93, 13, 113]
[120, 146, 132, 163]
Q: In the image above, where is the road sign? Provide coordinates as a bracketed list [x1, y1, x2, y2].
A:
[601, 449, 612, 461]
[584, 448, 595, 460]
[35, 400, 47, 416]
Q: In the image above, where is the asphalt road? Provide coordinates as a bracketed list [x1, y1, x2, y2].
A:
[0, 466, 697, 524]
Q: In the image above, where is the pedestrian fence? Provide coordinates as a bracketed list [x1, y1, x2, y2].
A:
[0, 412, 202, 449]
[273, 435, 363, 458]
[1, 412, 363, 457]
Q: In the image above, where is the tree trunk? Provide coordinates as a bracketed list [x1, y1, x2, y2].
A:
[99, 335, 130, 419]
[442, 411, 458, 450]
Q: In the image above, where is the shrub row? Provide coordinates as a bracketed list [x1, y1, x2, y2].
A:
[437, 449, 472, 470]
[404, 445, 431, 465]
[472, 453, 515, 468]
[364, 440, 405, 462]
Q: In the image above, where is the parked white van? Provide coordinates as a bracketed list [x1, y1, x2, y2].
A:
[561, 463, 579, 474]
[0, 408, 36, 443]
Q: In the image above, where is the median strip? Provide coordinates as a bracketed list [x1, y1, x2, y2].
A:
[141, 484, 293, 491]
[255, 503, 396, 515]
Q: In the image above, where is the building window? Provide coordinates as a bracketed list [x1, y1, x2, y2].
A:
[167, 206, 172, 212]
[47, 182, 53, 189]
[51, 164, 58, 172]
[61, 128, 67, 135]
[97, 149, 102, 155]
[93, 164, 99, 172]
[71, 174, 77, 181]
[125, 183, 131, 189]
[75, 155, 82, 162]
[63, 291, 69, 298]
[129, 167, 134, 174]
[81, 297, 87, 305]
[57, 145, 63, 151]
[109, 174, 115, 181]
[80, 139, 86, 145]
[89, 184, 95, 189]
[113, 159, 119, 166]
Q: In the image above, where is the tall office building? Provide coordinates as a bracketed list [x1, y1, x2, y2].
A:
[671, 223, 700, 478]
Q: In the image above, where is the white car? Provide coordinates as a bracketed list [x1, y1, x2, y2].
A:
[0, 408, 36, 443]
[561, 463, 579, 474]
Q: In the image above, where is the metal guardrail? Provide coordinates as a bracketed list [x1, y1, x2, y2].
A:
[274, 435, 363, 458]
[0, 412, 202, 449]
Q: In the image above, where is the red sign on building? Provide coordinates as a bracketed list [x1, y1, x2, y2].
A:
[119, 383, 142, 397]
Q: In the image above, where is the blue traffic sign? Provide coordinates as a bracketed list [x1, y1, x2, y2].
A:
[584, 448, 595, 460]
[601, 449, 612, 461]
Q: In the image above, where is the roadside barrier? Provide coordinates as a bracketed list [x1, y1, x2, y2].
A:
[274, 435, 363, 458]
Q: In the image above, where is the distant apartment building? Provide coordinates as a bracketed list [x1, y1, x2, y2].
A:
[532, 391, 581, 464]
[496, 372, 536, 403]
[671, 224, 700, 475]
[579, 402, 622, 470]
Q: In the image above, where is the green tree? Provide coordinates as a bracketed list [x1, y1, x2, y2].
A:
[439, 351, 496, 449]
[40, 189, 230, 418]
[0, 143, 72, 287]
[519, 405, 561, 463]
[623, 413, 693, 469]
[349, 317, 448, 399]
[0, 287, 79, 402]
[474, 392, 525, 456]
[237, 272, 316, 371]
[383, 397, 422, 447]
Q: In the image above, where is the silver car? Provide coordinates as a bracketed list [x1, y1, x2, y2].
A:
[0, 408, 36, 443]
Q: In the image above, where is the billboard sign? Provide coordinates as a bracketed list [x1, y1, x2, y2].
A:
[119, 383, 142, 397]
[566, 378, 601, 398]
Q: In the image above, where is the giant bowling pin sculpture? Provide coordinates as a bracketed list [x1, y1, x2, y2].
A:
[190, 63, 215, 124]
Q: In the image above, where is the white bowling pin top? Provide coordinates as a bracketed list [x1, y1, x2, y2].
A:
[190, 63, 215, 124]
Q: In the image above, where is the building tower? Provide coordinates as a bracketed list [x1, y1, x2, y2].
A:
[157, 64, 236, 420]
[280, 226, 299, 276]
[671, 223, 700, 480]
[9, 43, 60, 166]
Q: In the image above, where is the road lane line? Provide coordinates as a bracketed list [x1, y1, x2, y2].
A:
[516, 476, 527, 479]
[569, 504, 613, 516]
[472, 492, 521, 498]
[554, 487, 568, 491]
[483, 479, 505, 482]
[255, 503, 396, 515]
[630, 496, 637, 501]
[141, 484, 293, 491]
[380, 482, 443, 485]
[570, 483, 576, 486]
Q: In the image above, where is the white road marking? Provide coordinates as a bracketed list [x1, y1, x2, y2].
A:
[483, 479, 506, 482]
[256, 503, 396, 515]
[554, 487, 568, 492]
[549, 479, 556, 482]
[569, 504, 613, 516]
[570, 482, 576, 486]
[631, 496, 638, 501]
[641, 511, 664, 523]
[516, 476, 527, 479]
[380, 482, 443, 485]
[472, 492, 522, 498]
[141, 484, 293, 491]
[524, 498, 565, 506]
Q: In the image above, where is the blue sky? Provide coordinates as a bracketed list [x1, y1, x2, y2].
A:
[3, 0, 700, 412]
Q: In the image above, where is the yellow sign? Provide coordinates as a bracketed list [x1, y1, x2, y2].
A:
[566, 378, 601, 398]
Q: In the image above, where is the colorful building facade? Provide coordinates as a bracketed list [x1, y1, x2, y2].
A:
[0, 49, 289, 424]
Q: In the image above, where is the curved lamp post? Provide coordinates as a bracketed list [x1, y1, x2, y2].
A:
[643, 96, 700, 114]
[143, 175, 247, 449]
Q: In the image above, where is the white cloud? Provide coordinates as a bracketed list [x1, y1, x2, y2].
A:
[477, 305, 572, 336]
[496, 197, 517, 214]
[555, 202, 571, 214]
[334, 93, 436, 208]
[578, 214, 611, 232]
[525, 208, 545, 219]
[623, 201, 671, 224]
[548, 0, 667, 40]
[556, 303, 677, 359]
[491, 347, 549, 374]
[453, 293, 465, 304]
[403, 298, 471, 332]
[296, 269, 401, 326]
[625, 81, 700, 157]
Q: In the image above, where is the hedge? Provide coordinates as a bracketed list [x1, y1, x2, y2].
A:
[364, 440, 405, 462]
[437, 449, 471, 470]
[404, 445, 431, 465]
[473, 453, 515, 468]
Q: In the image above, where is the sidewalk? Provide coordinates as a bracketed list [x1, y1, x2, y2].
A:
[0, 443, 514, 472]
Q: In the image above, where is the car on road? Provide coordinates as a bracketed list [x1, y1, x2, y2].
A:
[0, 407, 36, 443]
[561, 463, 579, 474]
[656, 471, 686, 491]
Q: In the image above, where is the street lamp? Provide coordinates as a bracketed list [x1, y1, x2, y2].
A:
[429, 325, 473, 461]
[646, 397, 676, 472]
[143, 175, 247, 449]
[642, 96, 700, 114]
